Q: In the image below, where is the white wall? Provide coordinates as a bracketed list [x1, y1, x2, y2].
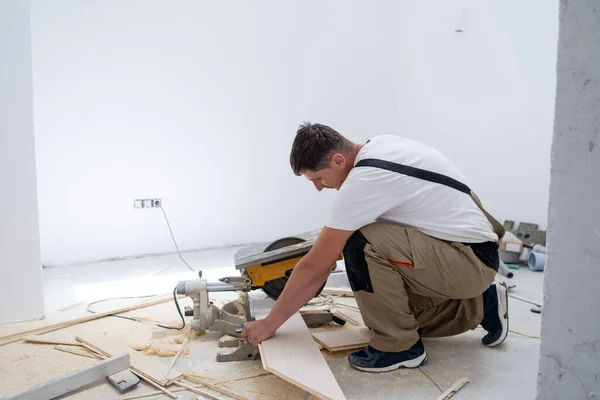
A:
[30, 0, 558, 266]
[31, 0, 402, 266]
[0, 0, 45, 322]
[394, 0, 558, 228]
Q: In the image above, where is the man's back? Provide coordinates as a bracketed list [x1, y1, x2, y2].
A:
[326, 135, 497, 244]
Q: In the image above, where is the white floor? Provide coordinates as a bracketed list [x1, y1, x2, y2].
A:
[0, 247, 545, 399]
[42, 247, 243, 316]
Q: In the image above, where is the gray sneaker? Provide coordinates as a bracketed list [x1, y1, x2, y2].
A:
[348, 339, 428, 373]
[481, 283, 509, 347]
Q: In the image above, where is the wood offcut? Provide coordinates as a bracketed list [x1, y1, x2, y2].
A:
[435, 377, 470, 400]
[54, 345, 99, 359]
[23, 334, 79, 346]
[312, 327, 370, 352]
[172, 381, 223, 400]
[163, 336, 190, 377]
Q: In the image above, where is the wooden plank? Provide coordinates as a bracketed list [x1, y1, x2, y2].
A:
[332, 311, 359, 326]
[133, 372, 177, 399]
[334, 303, 360, 311]
[116, 386, 192, 400]
[54, 345, 99, 359]
[0, 295, 179, 347]
[312, 327, 370, 352]
[257, 311, 346, 400]
[322, 288, 354, 297]
[5, 354, 130, 400]
[216, 372, 271, 384]
[418, 366, 444, 392]
[183, 374, 252, 400]
[76, 334, 182, 387]
[123, 371, 270, 399]
[58, 300, 85, 312]
[163, 336, 189, 377]
[435, 377, 470, 400]
[78, 342, 106, 358]
[24, 334, 80, 346]
[172, 381, 223, 400]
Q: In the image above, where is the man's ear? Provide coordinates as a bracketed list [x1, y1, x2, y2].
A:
[330, 153, 346, 170]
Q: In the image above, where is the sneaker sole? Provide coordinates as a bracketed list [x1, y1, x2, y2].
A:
[351, 351, 428, 373]
[486, 282, 509, 347]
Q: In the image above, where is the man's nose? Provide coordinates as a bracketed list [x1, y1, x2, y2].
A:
[313, 181, 324, 191]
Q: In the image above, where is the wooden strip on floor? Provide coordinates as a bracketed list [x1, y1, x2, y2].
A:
[76, 334, 181, 386]
[24, 334, 80, 346]
[0, 295, 178, 347]
[312, 327, 370, 352]
[435, 377, 470, 400]
[54, 345, 99, 359]
[257, 310, 346, 400]
[322, 288, 354, 297]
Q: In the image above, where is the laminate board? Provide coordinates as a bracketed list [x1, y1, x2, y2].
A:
[256, 308, 346, 400]
[312, 327, 370, 352]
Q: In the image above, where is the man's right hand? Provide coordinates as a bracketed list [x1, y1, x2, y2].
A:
[241, 318, 278, 347]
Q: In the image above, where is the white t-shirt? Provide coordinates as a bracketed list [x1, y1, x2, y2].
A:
[326, 135, 498, 243]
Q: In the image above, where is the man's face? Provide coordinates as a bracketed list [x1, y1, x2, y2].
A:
[303, 154, 350, 191]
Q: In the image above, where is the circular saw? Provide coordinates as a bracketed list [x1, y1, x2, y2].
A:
[234, 234, 341, 299]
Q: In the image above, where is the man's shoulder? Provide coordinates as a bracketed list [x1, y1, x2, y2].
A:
[368, 134, 405, 143]
[353, 134, 461, 179]
[364, 134, 429, 150]
[358, 134, 431, 162]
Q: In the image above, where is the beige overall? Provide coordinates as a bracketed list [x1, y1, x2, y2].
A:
[345, 192, 505, 352]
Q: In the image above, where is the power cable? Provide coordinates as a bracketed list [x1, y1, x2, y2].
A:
[86, 287, 185, 330]
[159, 204, 195, 272]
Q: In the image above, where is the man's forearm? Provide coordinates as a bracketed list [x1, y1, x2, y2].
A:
[265, 259, 329, 328]
[241, 228, 351, 346]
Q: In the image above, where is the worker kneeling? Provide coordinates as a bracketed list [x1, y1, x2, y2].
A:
[242, 123, 509, 372]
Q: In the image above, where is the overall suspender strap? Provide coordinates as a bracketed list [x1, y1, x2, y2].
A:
[355, 158, 505, 240]
[355, 159, 471, 194]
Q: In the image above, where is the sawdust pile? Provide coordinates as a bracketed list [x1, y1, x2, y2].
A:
[132, 334, 190, 357]
[0, 343, 95, 397]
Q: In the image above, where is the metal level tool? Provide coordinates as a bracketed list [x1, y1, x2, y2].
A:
[6, 354, 132, 400]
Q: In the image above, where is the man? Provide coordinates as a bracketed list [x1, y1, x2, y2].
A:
[242, 123, 509, 372]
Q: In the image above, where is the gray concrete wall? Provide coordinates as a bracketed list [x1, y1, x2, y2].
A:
[536, 1, 600, 399]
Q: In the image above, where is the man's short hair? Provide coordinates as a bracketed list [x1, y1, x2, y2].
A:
[289, 122, 352, 175]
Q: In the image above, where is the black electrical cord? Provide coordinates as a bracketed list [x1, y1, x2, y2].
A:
[86, 287, 185, 330]
[159, 205, 195, 271]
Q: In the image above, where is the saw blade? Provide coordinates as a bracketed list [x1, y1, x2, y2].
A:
[260, 237, 305, 299]
[258, 237, 328, 300]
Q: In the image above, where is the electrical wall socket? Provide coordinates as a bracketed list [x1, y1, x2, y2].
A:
[134, 198, 162, 209]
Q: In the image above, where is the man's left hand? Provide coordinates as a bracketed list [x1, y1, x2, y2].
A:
[241, 319, 278, 347]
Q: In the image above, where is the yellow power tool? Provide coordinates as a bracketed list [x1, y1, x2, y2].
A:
[232, 232, 342, 299]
